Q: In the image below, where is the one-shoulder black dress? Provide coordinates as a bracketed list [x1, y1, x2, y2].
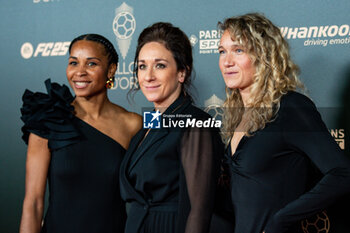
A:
[21, 79, 126, 233]
[225, 91, 350, 233]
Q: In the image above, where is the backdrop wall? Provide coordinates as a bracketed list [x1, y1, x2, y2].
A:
[1, 0, 350, 232]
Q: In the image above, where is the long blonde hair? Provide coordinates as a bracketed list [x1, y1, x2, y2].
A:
[219, 13, 303, 145]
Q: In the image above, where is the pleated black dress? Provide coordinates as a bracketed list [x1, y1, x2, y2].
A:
[21, 79, 126, 233]
[225, 91, 350, 233]
[120, 94, 223, 233]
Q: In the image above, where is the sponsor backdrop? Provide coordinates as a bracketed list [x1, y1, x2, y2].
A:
[1, 0, 349, 232]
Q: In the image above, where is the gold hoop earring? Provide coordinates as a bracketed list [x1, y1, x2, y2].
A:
[106, 77, 114, 89]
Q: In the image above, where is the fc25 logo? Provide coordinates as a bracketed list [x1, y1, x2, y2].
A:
[21, 42, 70, 59]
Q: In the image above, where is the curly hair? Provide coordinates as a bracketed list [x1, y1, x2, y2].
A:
[219, 13, 304, 145]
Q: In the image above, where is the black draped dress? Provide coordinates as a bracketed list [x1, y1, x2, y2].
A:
[21, 79, 126, 233]
[120, 94, 223, 233]
[225, 91, 350, 233]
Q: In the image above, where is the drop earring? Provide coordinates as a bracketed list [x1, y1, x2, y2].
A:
[106, 77, 114, 89]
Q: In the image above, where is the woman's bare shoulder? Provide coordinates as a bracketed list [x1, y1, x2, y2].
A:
[110, 103, 142, 133]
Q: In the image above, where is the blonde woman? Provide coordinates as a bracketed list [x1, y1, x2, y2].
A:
[218, 13, 350, 233]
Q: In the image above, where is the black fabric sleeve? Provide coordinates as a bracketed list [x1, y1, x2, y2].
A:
[264, 93, 350, 233]
[20, 79, 80, 150]
[177, 127, 221, 233]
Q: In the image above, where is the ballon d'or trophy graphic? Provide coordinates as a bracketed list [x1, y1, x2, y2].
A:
[113, 2, 136, 60]
[204, 94, 224, 122]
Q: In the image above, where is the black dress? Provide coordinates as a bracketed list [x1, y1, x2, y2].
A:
[119, 94, 223, 233]
[226, 91, 350, 233]
[21, 79, 126, 233]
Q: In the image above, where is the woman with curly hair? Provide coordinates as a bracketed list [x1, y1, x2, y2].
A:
[218, 13, 350, 233]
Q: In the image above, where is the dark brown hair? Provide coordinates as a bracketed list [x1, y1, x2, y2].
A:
[129, 22, 194, 100]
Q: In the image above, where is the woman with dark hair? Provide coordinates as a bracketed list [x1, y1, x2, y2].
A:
[19, 34, 142, 233]
[218, 13, 350, 233]
[120, 22, 223, 233]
